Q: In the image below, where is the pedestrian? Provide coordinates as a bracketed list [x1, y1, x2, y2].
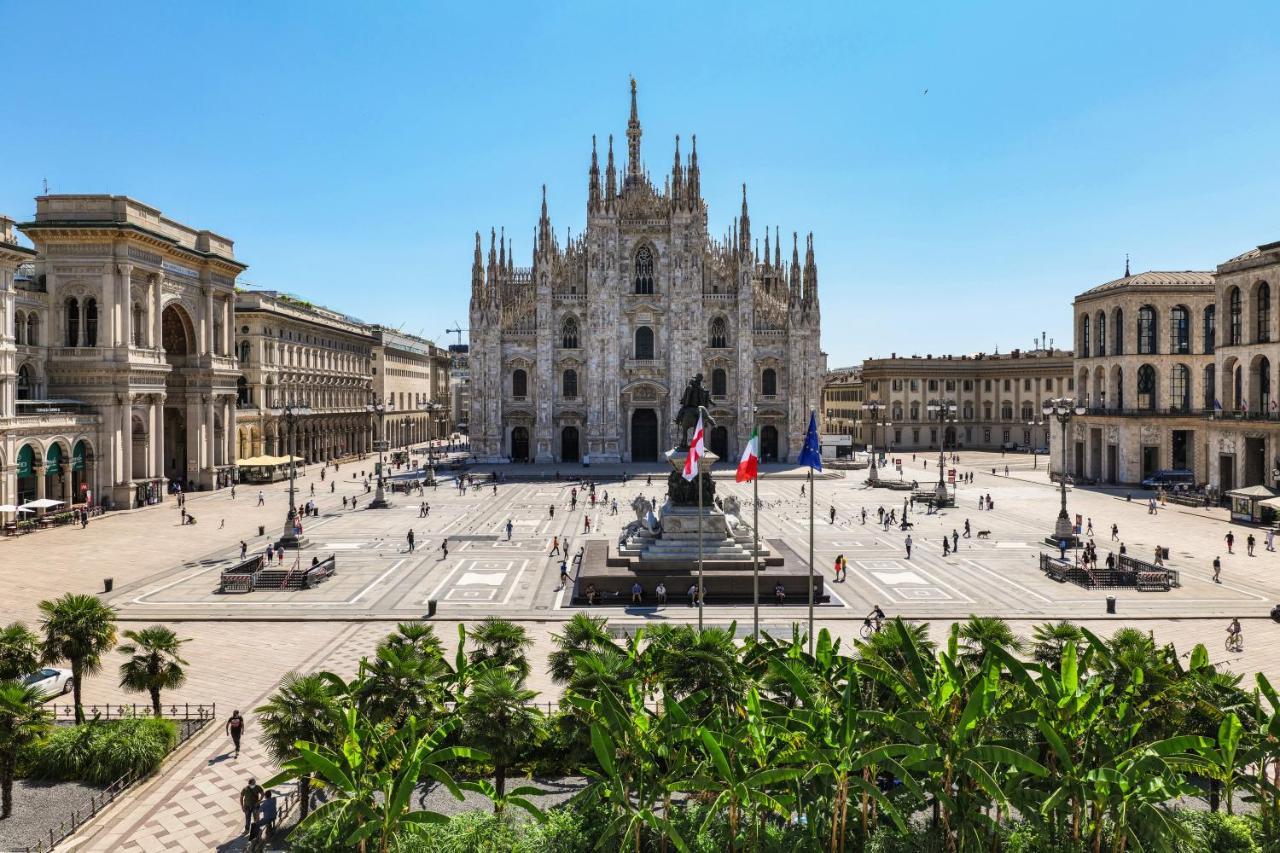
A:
[266, 543, 274, 563]
[440, 538, 449, 559]
[963, 519, 971, 538]
[219, 518, 225, 529]
[655, 581, 667, 605]
[1225, 531, 1235, 554]
[231, 485, 236, 499]
[549, 504, 555, 518]
[943, 538, 950, 556]
[1247, 534, 1256, 557]
[310, 483, 315, 496]
[226, 710, 245, 757]
[558, 559, 569, 589]
[688, 583, 699, 606]
[829, 505, 836, 524]
[800, 483, 806, 498]
[952, 529, 959, 552]
[258, 788, 278, 835]
[1154, 545, 1163, 567]
[861, 507, 867, 524]
[631, 581, 643, 604]
[1111, 523, 1119, 541]
[277, 548, 284, 565]
[583, 516, 591, 533]
[905, 535, 913, 559]
[1268, 528, 1276, 552]
[833, 553, 844, 582]
[330, 481, 335, 493]
[550, 536, 560, 556]
[257, 490, 264, 506]
[240, 540, 248, 560]
[407, 529, 415, 552]
[239, 777, 264, 835]
[506, 519, 513, 540]
[1213, 556, 1222, 584]
[342, 495, 348, 508]
[1086, 518, 1094, 537]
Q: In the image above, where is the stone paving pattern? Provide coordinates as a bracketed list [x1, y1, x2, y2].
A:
[3, 450, 1277, 851]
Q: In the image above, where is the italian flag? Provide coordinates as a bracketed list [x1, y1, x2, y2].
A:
[682, 412, 705, 481]
[736, 427, 759, 483]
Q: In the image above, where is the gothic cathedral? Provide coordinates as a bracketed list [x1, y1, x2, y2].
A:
[468, 81, 825, 464]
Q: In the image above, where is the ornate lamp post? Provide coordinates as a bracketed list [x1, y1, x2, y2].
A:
[366, 393, 392, 509]
[927, 398, 957, 502]
[862, 400, 884, 482]
[420, 400, 443, 481]
[1027, 416, 1045, 469]
[276, 399, 312, 549]
[1043, 397, 1086, 544]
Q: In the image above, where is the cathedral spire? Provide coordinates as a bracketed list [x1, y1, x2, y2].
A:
[763, 228, 771, 270]
[688, 134, 700, 202]
[789, 231, 801, 308]
[739, 184, 751, 261]
[625, 77, 643, 185]
[605, 134, 617, 206]
[487, 228, 499, 308]
[470, 231, 484, 311]
[774, 226, 781, 269]
[538, 184, 552, 253]
[670, 134, 682, 207]
[803, 233, 818, 308]
[588, 135, 601, 213]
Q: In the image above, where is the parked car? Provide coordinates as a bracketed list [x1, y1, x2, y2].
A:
[1000, 441, 1019, 451]
[22, 667, 72, 699]
[1141, 469, 1195, 490]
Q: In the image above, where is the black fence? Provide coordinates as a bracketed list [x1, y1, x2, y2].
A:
[1039, 553, 1178, 591]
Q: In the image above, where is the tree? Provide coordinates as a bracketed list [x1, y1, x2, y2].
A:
[38, 593, 118, 724]
[468, 617, 533, 683]
[0, 623, 40, 682]
[548, 613, 619, 685]
[1031, 620, 1084, 670]
[459, 667, 542, 805]
[379, 621, 444, 663]
[117, 626, 189, 717]
[256, 671, 342, 819]
[957, 614, 1023, 667]
[0, 680, 52, 820]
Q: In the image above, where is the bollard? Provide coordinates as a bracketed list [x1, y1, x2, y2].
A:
[258, 525, 265, 537]
[103, 578, 113, 593]
[1106, 595, 1116, 615]
[426, 599, 438, 618]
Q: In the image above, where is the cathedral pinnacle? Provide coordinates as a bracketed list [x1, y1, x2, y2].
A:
[605, 134, 617, 204]
[626, 78, 643, 183]
[588, 135, 601, 213]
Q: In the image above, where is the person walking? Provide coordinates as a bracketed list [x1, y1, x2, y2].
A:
[861, 507, 867, 525]
[1212, 555, 1222, 584]
[1086, 518, 1094, 537]
[257, 490, 265, 506]
[226, 710, 246, 757]
[558, 558, 569, 589]
[905, 535, 913, 559]
[239, 778, 264, 835]
[265, 543, 274, 563]
[833, 553, 844, 582]
[829, 505, 836, 525]
[240, 540, 248, 560]
[505, 519, 514, 540]
[549, 536, 560, 557]
[963, 519, 971, 538]
[1247, 533, 1256, 557]
[258, 789, 278, 835]
[1111, 523, 1119, 541]
[952, 529, 959, 552]
[1225, 531, 1235, 554]
[800, 483, 806, 498]
[406, 529, 415, 553]
[583, 516, 591, 533]
[1268, 527, 1276, 552]
[440, 538, 449, 560]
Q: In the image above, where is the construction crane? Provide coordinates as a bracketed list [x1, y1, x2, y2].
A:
[444, 324, 468, 347]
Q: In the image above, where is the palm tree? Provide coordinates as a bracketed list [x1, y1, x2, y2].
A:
[458, 666, 542, 804]
[38, 593, 117, 724]
[117, 626, 189, 717]
[548, 613, 619, 684]
[0, 623, 41, 681]
[0, 680, 52, 819]
[256, 671, 342, 819]
[1031, 620, 1084, 670]
[379, 621, 444, 662]
[468, 617, 533, 683]
[957, 614, 1022, 666]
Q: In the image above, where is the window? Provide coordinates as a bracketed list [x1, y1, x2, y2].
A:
[562, 369, 578, 398]
[963, 380, 973, 391]
[1138, 305, 1157, 354]
[634, 246, 654, 294]
[1204, 305, 1216, 354]
[1067, 377, 1074, 390]
[1096, 311, 1106, 356]
[945, 379, 955, 391]
[909, 402, 920, 420]
[1079, 315, 1090, 357]
[1021, 403, 1033, 421]
[561, 317, 579, 348]
[1170, 306, 1189, 354]
[1024, 378, 1031, 391]
[927, 379, 937, 391]
[1170, 364, 1189, 412]
[1229, 287, 1242, 345]
[13, 310, 23, 345]
[236, 375, 250, 406]
[892, 403, 903, 421]
[1203, 363, 1216, 410]
[910, 379, 919, 392]
[1258, 282, 1271, 343]
[762, 368, 777, 396]
[239, 341, 250, 364]
[634, 326, 654, 360]
[712, 368, 727, 396]
[891, 379, 903, 392]
[1137, 364, 1156, 411]
[65, 298, 79, 347]
[16, 364, 31, 399]
[512, 369, 528, 398]
[962, 403, 974, 420]
[81, 298, 97, 347]
[984, 379, 992, 392]
[983, 402, 993, 420]
[132, 303, 144, 346]
[1112, 307, 1124, 355]
[1001, 402, 1013, 420]
[983, 428, 991, 443]
[709, 317, 727, 348]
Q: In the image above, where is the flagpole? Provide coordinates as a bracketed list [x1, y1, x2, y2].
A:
[808, 462, 815, 656]
[697, 408, 705, 632]
[751, 408, 760, 643]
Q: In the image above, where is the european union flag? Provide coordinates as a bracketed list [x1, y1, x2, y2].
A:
[798, 410, 823, 471]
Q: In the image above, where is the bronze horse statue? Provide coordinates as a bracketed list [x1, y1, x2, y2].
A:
[673, 373, 714, 450]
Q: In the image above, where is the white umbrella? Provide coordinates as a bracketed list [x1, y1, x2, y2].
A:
[20, 498, 65, 510]
[0, 504, 34, 514]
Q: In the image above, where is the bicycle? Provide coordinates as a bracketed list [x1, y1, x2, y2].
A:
[859, 619, 883, 640]
[1225, 633, 1244, 653]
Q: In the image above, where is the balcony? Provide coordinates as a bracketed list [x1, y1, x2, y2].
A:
[1079, 407, 1212, 419]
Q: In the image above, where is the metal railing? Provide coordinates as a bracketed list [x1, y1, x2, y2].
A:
[43, 702, 217, 723]
[22, 706, 215, 852]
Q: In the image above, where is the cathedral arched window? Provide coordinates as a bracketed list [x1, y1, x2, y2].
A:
[239, 340, 251, 364]
[709, 317, 727, 348]
[16, 364, 31, 400]
[634, 246, 654, 294]
[84, 298, 98, 347]
[712, 368, 727, 397]
[13, 310, 23, 345]
[65, 298, 80, 347]
[634, 326, 654, 360]
[562, 369, 578, 398]
[561, 317, 579, 349]
[512, 369, 528, 398]
[762, 368, 777, 396]
[133, 303, 145, 346]
[27, 313, 38, 346]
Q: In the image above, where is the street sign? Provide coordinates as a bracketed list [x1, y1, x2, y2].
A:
[373, 440, 390, 452]
[947, 468, 956, 484]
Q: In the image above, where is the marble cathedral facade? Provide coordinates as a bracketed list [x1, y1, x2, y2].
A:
[468, 82, 825, 465]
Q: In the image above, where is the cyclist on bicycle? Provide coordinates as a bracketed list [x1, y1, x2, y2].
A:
[1227, 617, 1243, 650]
[868, 605, 886, 633]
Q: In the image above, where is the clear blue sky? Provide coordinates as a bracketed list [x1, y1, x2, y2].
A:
[4, 2, 1277, 367]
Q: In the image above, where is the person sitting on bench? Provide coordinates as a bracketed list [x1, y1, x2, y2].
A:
[774, 582, 786, 605]
[630, 581, 643, 604]
[585, 584, 598, 606]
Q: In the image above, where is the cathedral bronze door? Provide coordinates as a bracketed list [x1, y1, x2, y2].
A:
[709, 426, 728, 461]
[561, 426, 580, 462]
[511, 427, 530, 462]
[630, 409, 658, 462]
[760, 425, 779, 463]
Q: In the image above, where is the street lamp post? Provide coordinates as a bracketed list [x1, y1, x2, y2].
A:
[420, 400, 443, 482]
[927, 398, 957, 503]
[1027, 418, 1045, 469]
[366, 394, 392, 509]
[1043, 397, 1086, 545]
[276, 399, 312, 549]
[862, 400, 884, 482]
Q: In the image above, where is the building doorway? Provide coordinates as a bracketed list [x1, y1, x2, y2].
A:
[943, 426, 956, 449]
[1219, 454, 1235, 492]
[1171, 430, 1191, 471]
[560, 426, 580, 462]
[760, 425, 779, 462]
[1074, 441, 1084, 479]
[511, 427, 530, 462]
[164, 407, 187, 486]
[1089, 429, 1102, 480]
[630, 409, 658, 462]
[1106, 445, 1118, 484]
[1245, 437, 1265, 487]
[1141, 446, 1159, 481]
[709, 425, 729, 460]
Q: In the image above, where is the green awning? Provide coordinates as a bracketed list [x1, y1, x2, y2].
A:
[45, 444, 63, 476]
[72, 440, 87, 472]
[16, 445, 34, 478]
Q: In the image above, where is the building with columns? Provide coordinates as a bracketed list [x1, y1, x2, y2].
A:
[469, 80, 825, 464]
[233, 291, 375, 463]
[1067, 242, 1280, 489]
[822, 366, 864, 444]
[369, 326, 451, 448]
[5, 196, 242, 509]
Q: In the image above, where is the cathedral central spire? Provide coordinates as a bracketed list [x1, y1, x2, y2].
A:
[626, 77, 643, 183]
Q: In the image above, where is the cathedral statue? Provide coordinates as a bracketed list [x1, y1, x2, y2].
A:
[674, 373, 713, 451]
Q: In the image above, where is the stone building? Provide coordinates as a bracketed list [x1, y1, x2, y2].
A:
[468, 81, 825, 464]
[1067, 243, 1280, 489]
[854, 349, 1074, 453]
[5, 196, 243, 509]
[448, 343, 469, 435]
[822, 366, 864, 443]
[369, 327, 451, 448]
[233, 291, 374, 463]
